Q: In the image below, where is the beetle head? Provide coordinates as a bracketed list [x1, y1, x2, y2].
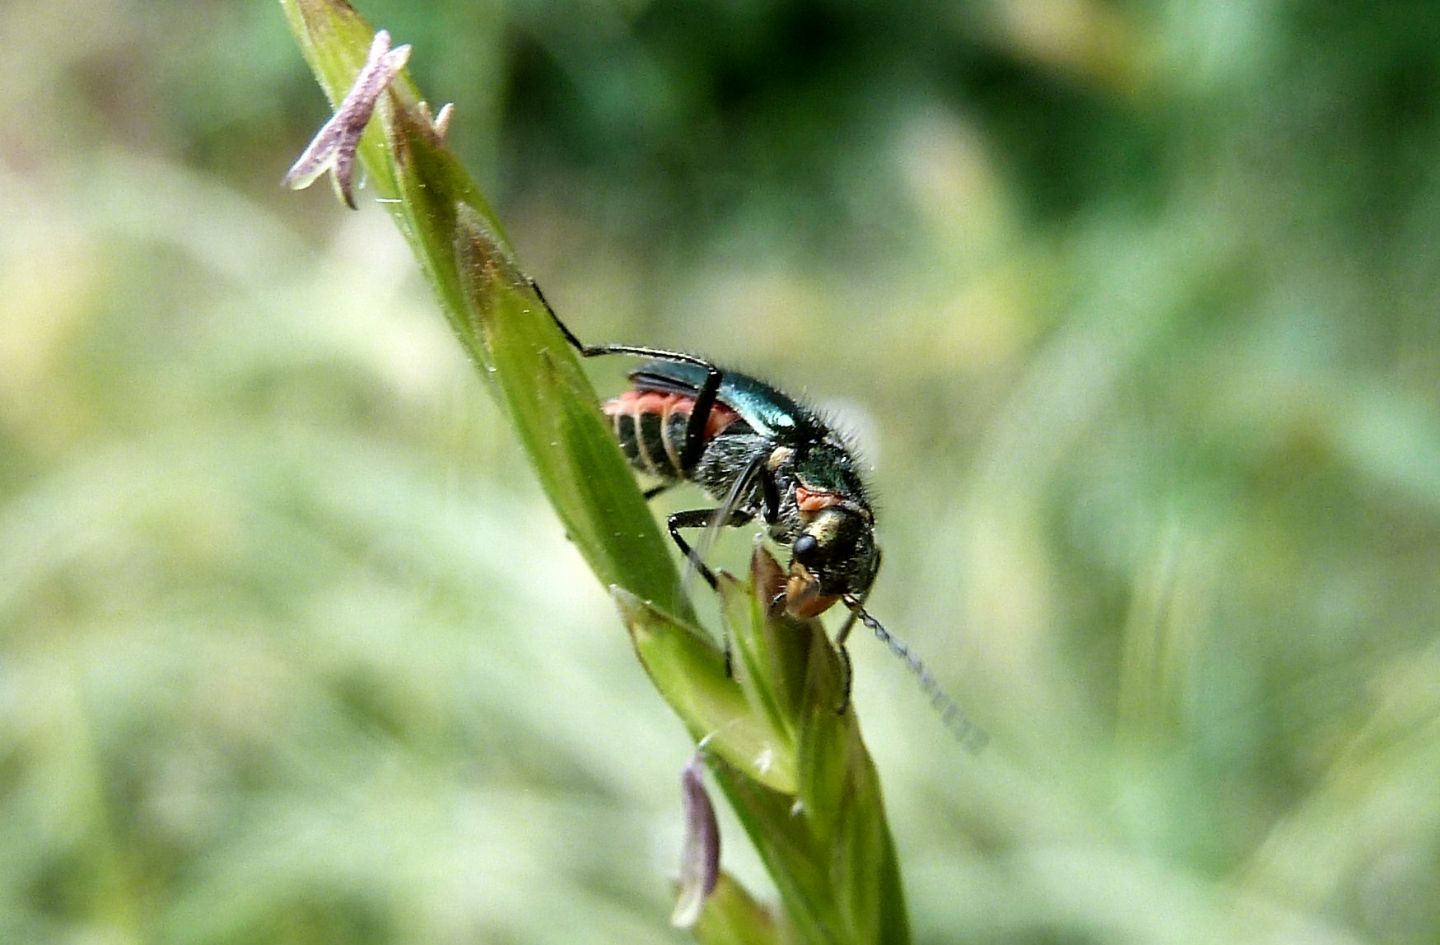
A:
[783, 507, 879, 619]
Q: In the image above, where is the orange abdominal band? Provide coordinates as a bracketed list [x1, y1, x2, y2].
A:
[603, 390, 740, 440]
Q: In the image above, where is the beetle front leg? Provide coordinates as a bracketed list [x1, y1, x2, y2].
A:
[829, 549, 881, 714]
[832, 610, 857, 715]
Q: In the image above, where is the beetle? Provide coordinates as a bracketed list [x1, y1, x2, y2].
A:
[536, 284, 984, 746]
[544, 293, 874, 645]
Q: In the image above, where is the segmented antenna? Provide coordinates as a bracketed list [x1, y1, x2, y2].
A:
[844, 597, 988, 753]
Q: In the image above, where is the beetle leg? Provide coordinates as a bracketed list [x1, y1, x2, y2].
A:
[666, 507, 754, 591]
[835, 647, 854, 715]
[832, 613, 856, 714]
[757, 468, 781, 524]
[535, 280, 716, 371]
[675, 451, 766, 592]
[831, 559, 875, 714]
[677, 362, 724, 473]
[643, 482, 673, 501]
[830, 549, 882, 714]
[534, 279, 725, 472]
[669, 505, 755, 683]
[833, 596, 861, 648]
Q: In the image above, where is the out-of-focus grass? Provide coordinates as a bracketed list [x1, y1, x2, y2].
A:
[3, 1, 1440, 944]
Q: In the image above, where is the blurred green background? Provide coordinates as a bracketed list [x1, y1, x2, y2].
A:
[5, 0, 1440, 942]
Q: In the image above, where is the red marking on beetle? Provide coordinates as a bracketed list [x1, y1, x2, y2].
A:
[603, 389, 740, 440]
[794, 486, 844, 513]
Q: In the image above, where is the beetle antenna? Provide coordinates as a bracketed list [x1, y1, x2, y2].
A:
[842, 596, 988, 753]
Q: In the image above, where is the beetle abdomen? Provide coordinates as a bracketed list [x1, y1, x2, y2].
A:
[603, 390, 741, 480]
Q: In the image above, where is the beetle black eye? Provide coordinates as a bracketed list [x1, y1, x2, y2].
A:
[793, 534, 820, 565]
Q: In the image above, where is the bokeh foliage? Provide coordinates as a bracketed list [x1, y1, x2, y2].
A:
[3, 1, 1440, 944]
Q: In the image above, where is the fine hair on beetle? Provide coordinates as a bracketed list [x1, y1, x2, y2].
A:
[534, 282, 985, 751]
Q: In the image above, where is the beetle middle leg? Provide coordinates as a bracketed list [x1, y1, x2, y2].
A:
[668, 506, 755, 677]
[666, 507, 755, 591]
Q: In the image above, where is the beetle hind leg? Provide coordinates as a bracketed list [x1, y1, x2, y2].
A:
[532, 279, 726, 476]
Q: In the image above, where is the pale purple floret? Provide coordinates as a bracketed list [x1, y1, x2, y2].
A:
[671, 751, 720, 927]
[283, 30, 412, 208]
